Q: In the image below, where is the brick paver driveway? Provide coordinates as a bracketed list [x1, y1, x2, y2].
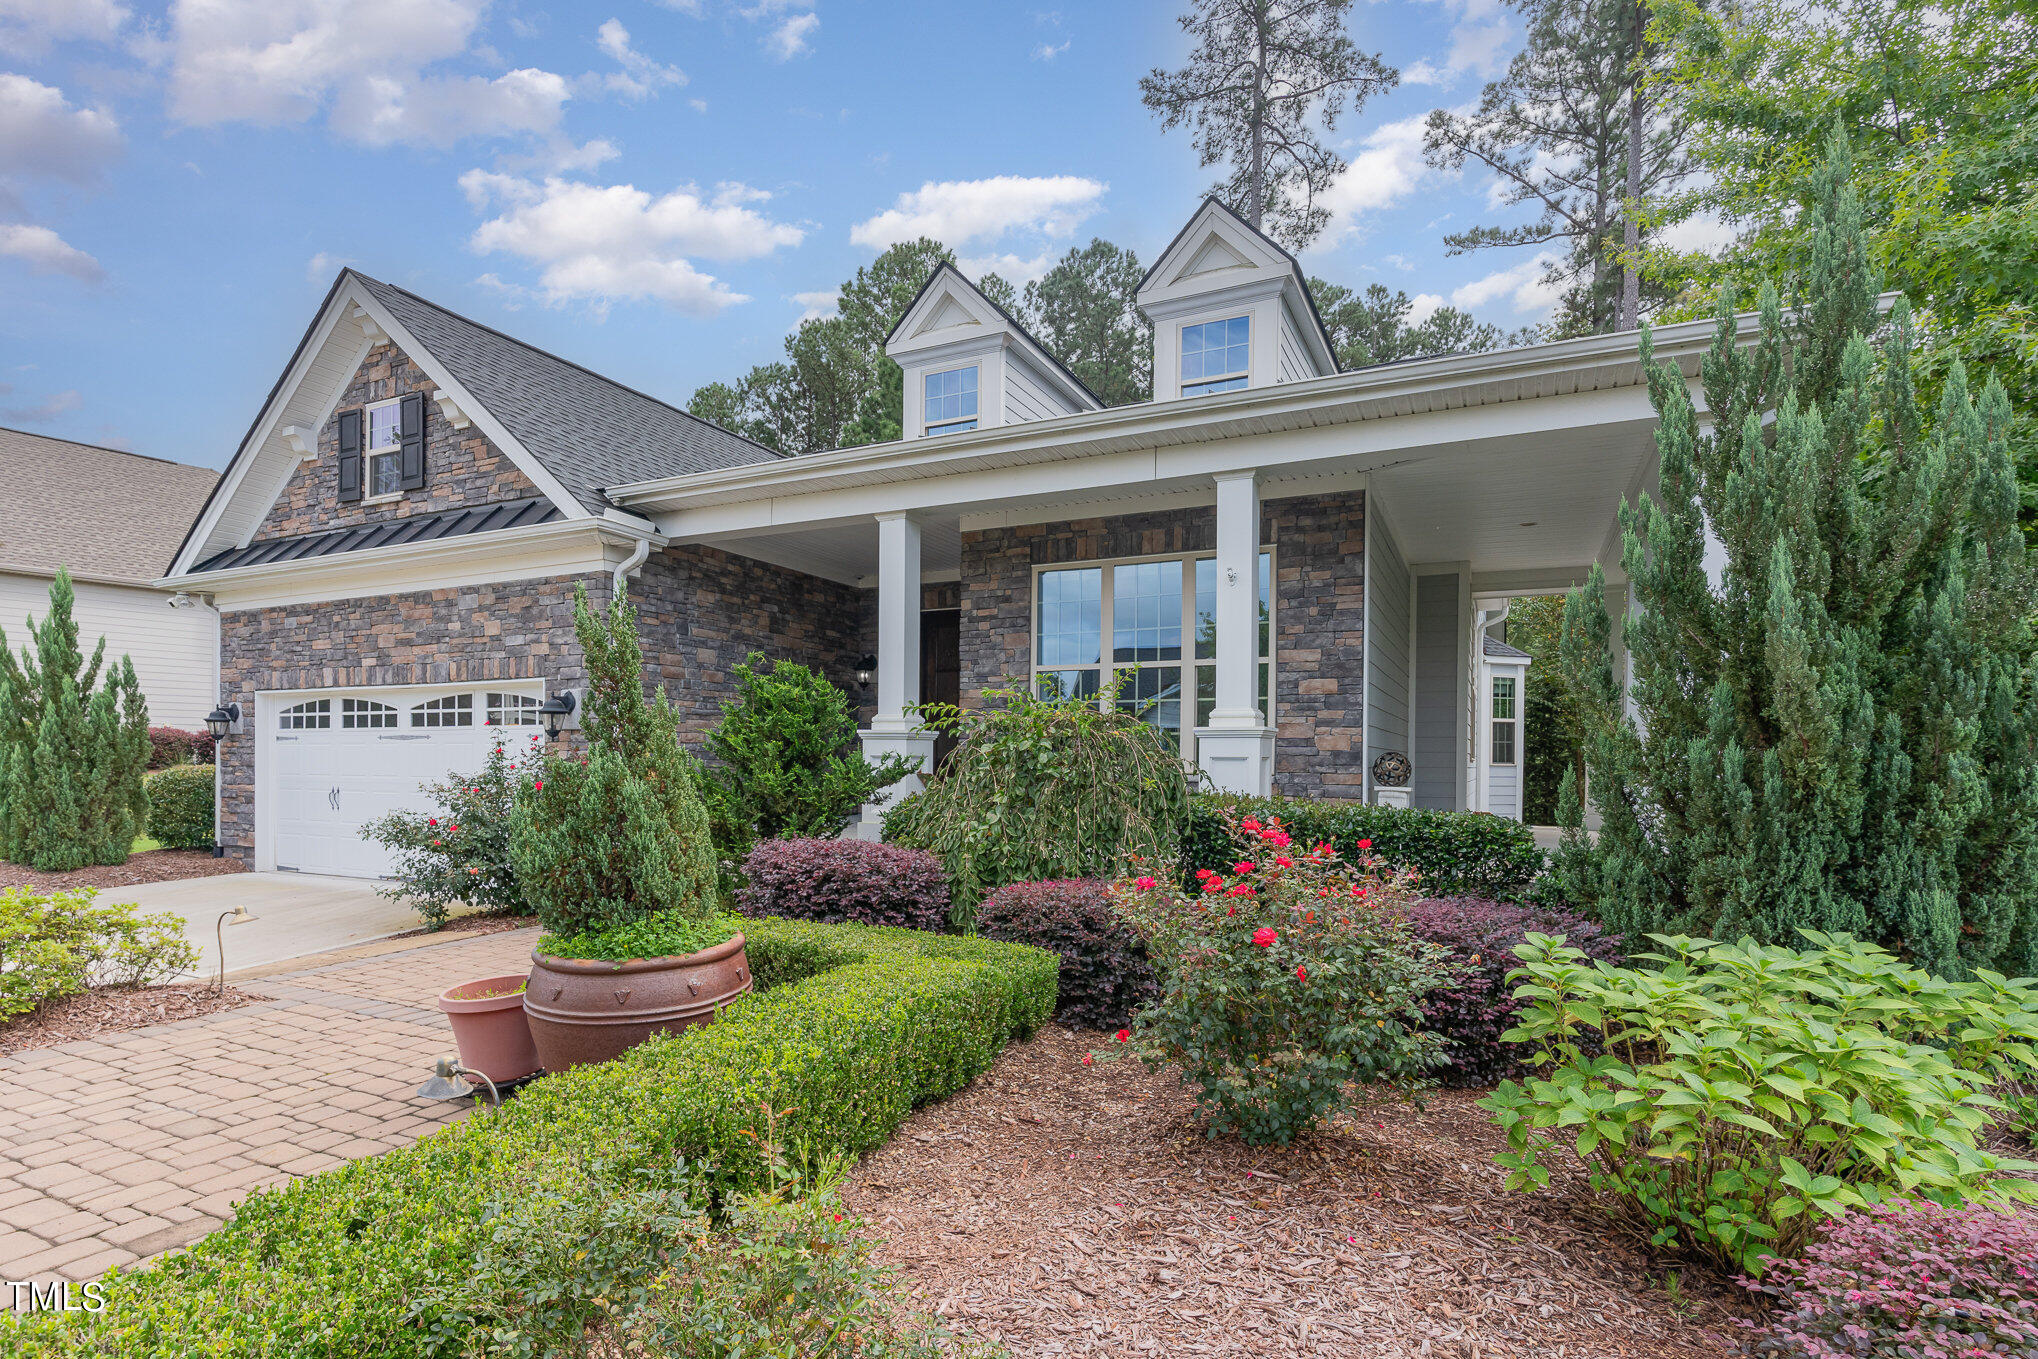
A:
[0, 926, 541, 1287]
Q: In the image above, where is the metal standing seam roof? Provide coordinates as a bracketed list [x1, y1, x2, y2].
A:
[347, 272, 785, 514]
[192, 497, 561, 573]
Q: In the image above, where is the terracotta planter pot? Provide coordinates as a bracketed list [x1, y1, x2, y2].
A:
[437, 974, 541, 1083]
[523, 933, 752, 1072]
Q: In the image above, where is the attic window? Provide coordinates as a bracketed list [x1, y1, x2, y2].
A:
[923, 366, 979, 436]
[365, 399, 403, 497]
[1181, 316, 1250, 396]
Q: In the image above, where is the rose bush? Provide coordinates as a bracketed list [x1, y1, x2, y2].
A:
[365, 732, 544, 929]
[1106, 814, 1454, 1145]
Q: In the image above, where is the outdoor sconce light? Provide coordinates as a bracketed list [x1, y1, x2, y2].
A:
[416, 1055, 502, 1107]
[537, 690, 577, 739]
[855, 654, 877, 689]
[204, 702, 241, 740]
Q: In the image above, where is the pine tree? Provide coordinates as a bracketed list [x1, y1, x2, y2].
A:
[511, 584, 719, 936]
[0, 570, 152, 871]
[1555, 128, 2038, 976]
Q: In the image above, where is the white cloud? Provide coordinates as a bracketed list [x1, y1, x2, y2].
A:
[1407, 292, 1445, 323]
[598, 18, 686, 100]
[688, 97, 708, 113]
[0, 223, 103, 283]
[0, 0, 128, 52]
[1381, 253, 1414, 272]
[1450, 252, 1564, 316]
[1033, 39, 1070, 60]
[1658, 211, 1738, 257]
[851, 174, 1105, 252]
[0, 75, 123, 183]
[166, 0, 570, 146]
[791, 288, 836, 324]
[306, 250, 353, 283]
[959, 249, 1056, 284]
[465, 174, 804, 316]
[654, 0, 704, 12]
[1407, 0, 1515, 87]
[1315, 115, 1432, 246]
[765, 11, 818, 59]
[0, 385, 83, 421]
[1401, 59, 1447, 86]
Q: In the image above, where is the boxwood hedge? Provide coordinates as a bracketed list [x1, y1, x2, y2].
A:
[5, 917, 1055, 1359]
[1183, 794, 1547, 902]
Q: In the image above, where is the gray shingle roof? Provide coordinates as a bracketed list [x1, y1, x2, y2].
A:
[349, 273, 782, 513]
[1484, 635, 1533, 661]
[0, 427, 220, 584]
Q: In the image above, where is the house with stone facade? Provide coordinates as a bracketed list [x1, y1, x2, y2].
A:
[162, 198, 1695, 877]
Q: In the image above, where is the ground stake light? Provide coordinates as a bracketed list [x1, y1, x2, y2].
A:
[213, 903, 259, 991]
[416, 1056, 501, 1107]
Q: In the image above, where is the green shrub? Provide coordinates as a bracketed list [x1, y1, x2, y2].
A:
[512, 585, 718, 937]
[698, 653, 916, 861]
[0, 569, 151, 872]
[1107, 811, 1454, 1145]
[3, 916, 1055, 1358]
[537, 910, 743, 963]
[884, 680, 1191, 925]
[1482, 930, 2038, 1275]
[367, 735, 543, 929]
[0, 887, 196, 1020]
[1183, 794, 1546, 901]
[142, 764, 215, 851]
[975, 879, 1156, 1030]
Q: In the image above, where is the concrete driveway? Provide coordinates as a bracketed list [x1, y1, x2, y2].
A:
[111, 873, 426, 980]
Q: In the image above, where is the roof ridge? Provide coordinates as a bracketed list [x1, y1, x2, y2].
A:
[346, 270, 788, 461]
[0, 425, 211, 471]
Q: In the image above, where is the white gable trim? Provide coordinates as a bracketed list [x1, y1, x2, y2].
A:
[170, 276, 593, 577]
[887, 264, 1101, 414]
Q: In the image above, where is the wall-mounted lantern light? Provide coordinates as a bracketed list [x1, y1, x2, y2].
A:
[854, 654, 877, 690]
[538, 690, 578, 739]
[204, 702, 241, 741]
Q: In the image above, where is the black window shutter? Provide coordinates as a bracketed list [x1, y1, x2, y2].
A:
[336, 409, 363, 502]
[399, 391, 427, 491]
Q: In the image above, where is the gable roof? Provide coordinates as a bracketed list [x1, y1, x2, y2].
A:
[885, 262, 1106, 409]
[348, 273, 783, 509]
[1483, 635, 1533, 662]
[0, 427, 220, 585]
[1136, 196, 1338, 373]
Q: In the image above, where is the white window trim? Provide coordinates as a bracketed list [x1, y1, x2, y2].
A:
[364, 396, 404, 498]
[1028, 545, 1276, 765]
[922, 362, 982, 437]
[1489, 673, 1519, 766]
[1179, 315, 1251, 398]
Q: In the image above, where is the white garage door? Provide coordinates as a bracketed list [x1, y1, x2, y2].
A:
[265, 687, 542, 879]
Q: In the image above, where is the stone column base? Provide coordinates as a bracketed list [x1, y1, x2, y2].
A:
[1193, 725, 1275, 796]
[1373, 786, 1414, 810]
[857, 728, 938, 833]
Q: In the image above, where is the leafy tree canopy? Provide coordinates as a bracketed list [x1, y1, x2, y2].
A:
[1309, 280, 1540, 368]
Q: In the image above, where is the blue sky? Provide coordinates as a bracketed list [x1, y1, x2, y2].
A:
[1, 0, 1578, 470]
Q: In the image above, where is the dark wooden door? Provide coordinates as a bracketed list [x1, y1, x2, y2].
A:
[920, 609, 961, 773]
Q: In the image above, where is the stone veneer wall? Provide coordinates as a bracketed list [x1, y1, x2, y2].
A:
[956, 489, 1365, 798]
[255, 341, 545, 540]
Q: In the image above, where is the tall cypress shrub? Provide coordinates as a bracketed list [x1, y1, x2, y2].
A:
[1555, 129, 2038, 977]
[511, 584, 718, 935]
[0, 570, 152, 871]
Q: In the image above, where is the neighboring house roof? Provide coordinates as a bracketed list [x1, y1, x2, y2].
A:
[1484, 635, 1533, 662]
[192, 496, 562, 573]
[347, 272, 783, 511]
[0, 426, 220, 585]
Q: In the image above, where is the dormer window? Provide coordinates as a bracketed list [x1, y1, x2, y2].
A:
[1181, 316, 1250, 396]
[365, 399, 404, 498]
[923, 366, 979, 436]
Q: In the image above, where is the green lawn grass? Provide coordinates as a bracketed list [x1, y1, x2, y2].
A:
[132, 835, 162, 853]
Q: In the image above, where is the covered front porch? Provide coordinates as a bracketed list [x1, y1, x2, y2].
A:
[608, 325, 1701, 818]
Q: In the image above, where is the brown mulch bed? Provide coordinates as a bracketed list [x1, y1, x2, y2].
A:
[0, 849, 249, 892]
[846, 1029, 1754, 1358]
[0, 982, 266, 1056]
[391, 912, 539, 941]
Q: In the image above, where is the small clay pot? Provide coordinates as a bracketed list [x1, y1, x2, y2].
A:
[523, 933, 751, 1072]
[438, 974, 541, 1083]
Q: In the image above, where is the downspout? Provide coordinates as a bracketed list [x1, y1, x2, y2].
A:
[169, 590, 224, 857]
[612, 536, 652, 599]
[1470, 600, 1513, 815]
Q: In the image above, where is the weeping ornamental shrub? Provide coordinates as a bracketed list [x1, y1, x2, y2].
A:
[698, 653, 914, 858]
[883, 680, 1191, 924]
[1482, 931, 2038, 1276]
[0, 569, 151, 872]
[511, 586, 718, 939]
[1553, 129, 2038, 977]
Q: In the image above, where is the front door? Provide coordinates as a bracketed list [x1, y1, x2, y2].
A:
[920, 609, 960, 772]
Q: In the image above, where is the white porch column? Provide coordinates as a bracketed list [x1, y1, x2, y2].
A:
[857, 511, 936, 835]
[1194, 469, 1274, 794]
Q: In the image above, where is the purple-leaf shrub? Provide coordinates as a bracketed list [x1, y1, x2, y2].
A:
[146, 726, 215, 769]
[738, 838, 950, 933]
[975, 879, 1156, 1030]
[1400, 895, 1622, 1087]
[1740, 1200, 2038, 1358]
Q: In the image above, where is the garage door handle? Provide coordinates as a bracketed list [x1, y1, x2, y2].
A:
[329, 786, 340, 811]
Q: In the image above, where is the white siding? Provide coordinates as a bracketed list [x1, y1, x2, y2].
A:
[0, 572, 219, 728]
[1487, 764, 1519, 819]
[1363, 513, 1410, 798]
[1002, 354, 1079, 425]
[1276, 316, 1312, 384]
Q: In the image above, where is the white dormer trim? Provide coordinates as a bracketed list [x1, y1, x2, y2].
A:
[885, 263, 1102, 438]
[1137, 199, 1337, 398]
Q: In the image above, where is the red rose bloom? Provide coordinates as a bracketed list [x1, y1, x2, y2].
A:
[1234, 861, 1256, 874]
[1296, 966, 1308, 982]
[1253, 927, 1277, 947]
[1115, 1029, 1130, 1042]
[1356, 838, 1373, 850]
